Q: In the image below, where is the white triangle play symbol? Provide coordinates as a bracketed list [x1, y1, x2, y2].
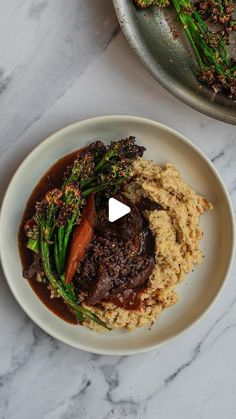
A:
[108, 197, 131, 222]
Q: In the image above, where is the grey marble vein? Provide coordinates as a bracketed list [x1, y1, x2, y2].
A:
[209, 323, 236, 348]
[100, 359, 142, 418]
[164, 292, 236, 385]
[102, 291, 236, 416]
[13, 0, 28, 13]
[0, 0, 118, 156]
[211, 150, 225, 163]
[59, 378, 92, 419]
[0, 68, 11, 95]
[13, 22, 121, 146]
[103, 24, 121, 52]
[28, 0, 48, 20]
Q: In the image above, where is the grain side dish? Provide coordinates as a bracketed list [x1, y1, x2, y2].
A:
[84, 158, 212, 330]
[19, 138, 212, 332]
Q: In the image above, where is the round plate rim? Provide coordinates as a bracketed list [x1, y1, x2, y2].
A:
[0, 115, 235, 355]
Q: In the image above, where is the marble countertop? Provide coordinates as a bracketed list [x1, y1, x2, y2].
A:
[0, 1, 235, 418]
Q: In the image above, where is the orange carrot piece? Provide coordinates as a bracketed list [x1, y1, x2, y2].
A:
[65, 193, 96, 284]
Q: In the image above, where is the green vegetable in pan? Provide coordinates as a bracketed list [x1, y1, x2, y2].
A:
[134, 0, 236, 99]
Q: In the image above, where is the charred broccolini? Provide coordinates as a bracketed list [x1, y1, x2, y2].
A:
[134, 0, 170, 7]
[134, 0, 236, 99]
[25, 138, 145, 329]
[134, 0, 155, 8]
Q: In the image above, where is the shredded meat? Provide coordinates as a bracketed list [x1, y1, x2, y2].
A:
[75, 194, 155, 306]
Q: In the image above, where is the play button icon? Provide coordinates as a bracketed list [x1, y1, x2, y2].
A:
[108, 197, 131, 222]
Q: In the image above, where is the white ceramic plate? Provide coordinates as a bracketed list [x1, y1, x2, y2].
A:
[0, 116, 235, 355]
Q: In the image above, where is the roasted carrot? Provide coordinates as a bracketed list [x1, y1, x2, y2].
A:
[65, 193, 96, 284]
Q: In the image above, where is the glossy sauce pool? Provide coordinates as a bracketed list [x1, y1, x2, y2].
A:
[18, 149, 83, 324]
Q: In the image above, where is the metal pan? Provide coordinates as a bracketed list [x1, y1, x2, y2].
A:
[113, 0, 236, 124]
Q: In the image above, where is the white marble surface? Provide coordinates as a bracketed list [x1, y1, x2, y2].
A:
[0, 1, 235, 418]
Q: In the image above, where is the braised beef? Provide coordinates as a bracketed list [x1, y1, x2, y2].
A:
[138, 197, 163, 212]
[75, 193, 155, 307]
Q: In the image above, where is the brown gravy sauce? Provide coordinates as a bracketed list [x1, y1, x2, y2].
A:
[108, 289, 143, 311]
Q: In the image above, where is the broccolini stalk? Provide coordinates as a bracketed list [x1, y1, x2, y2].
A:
[134, 0, 236, 98]
[171, 0, 236, 96]
[172, 0, 224, 69]
[25, 188, 109, 328]
[25, 138, 145, 329]
[26, 189, 62, 253]
[54, 184, 83, 275]
[53, 151, 95, 275]
[84, 137, 145, 187]
[54, 137, 145, 274]
[40, 230, 110, 329]
[26, 138, 144, 260]
[31, 191, 110, 329]
[26, 226, 40, 253]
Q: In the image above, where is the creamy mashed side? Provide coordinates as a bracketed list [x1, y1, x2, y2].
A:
[84, 158, 212, 331]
